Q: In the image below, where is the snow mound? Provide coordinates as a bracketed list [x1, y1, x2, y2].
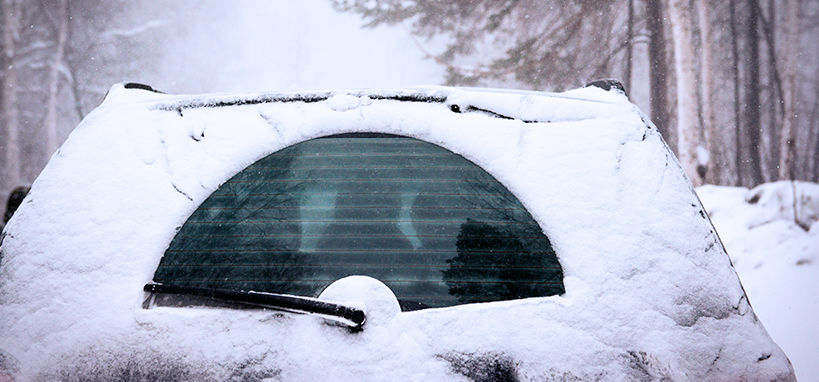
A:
[698, 181, 819, 381]
[742, 181, 819, 231]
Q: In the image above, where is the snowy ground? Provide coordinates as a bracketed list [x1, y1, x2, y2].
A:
[697, 181, 819, 381]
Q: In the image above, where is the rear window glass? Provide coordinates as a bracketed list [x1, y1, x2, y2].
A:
[152, 134, 564, 308]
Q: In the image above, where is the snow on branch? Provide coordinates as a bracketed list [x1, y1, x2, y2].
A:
[100, 20, 168, 40]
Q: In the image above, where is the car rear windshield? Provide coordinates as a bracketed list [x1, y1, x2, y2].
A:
[152, 134, 564, 308]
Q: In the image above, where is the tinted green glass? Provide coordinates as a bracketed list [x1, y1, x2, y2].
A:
[153, 135, 564, 308]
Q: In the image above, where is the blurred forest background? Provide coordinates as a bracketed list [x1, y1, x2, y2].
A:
[2, 0, 819, 201]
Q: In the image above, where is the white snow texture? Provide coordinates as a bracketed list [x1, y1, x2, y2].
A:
[698, 181, 819, 381]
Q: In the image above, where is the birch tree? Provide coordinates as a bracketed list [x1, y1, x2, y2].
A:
[668, 0, 705, 186]
[697, 0, 718, 184]
[729, 0, 744, 186]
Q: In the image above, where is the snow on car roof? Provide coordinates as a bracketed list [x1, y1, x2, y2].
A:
[0, 83, 794, 380]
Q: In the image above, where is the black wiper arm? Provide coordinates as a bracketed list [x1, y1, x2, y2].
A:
[144, 283, 366, 328]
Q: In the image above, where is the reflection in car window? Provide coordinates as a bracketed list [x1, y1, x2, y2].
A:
[152, 134, 564, 308]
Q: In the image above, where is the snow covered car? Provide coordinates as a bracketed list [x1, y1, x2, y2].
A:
[0, 83, 796, 381]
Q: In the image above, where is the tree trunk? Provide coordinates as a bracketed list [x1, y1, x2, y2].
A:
[2, 0, 21, 188]
[669, 0, 704, 186]
[646, 0, 674, 151]
[810, 84, 819, 181]
[625, 0, 634, 94]
[697, 0, 718, 184]
[44, 0, 70, 157]
[730, 0, 744, 186]
[65, 0, 86, 122]
[762, 0, 782, 181]
[814, 129, 819, 181]
[745, 0, 765, 186]
[778, 0, 799, 180]
[811, 64, 819, 182]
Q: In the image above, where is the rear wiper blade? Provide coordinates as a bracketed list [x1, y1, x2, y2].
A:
[143, 283, 366, 328]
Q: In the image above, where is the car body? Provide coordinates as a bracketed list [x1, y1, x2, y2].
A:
[0, 83, 796, 381]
